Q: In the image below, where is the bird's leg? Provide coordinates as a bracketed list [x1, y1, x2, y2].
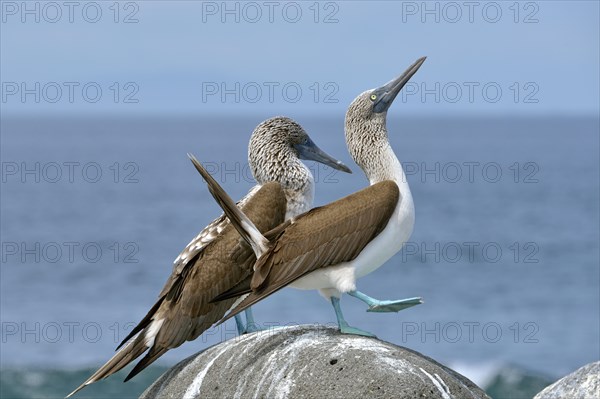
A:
[330, 296, 375, 337]
[234, 314, 246, 335]
[234, 308, 264, 334]
[243, 308, 263, 333]
[348, 290, 423, 313]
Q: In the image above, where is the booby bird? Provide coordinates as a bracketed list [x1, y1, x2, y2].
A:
[193, 57, 427, 337]
[66, 117, 351, 398]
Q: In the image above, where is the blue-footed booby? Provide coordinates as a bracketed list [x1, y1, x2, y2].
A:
[192, 57, 427, 337]
[66, 117, 351, 398]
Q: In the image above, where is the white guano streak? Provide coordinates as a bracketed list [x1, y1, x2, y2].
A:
[419, 367, 451, 399]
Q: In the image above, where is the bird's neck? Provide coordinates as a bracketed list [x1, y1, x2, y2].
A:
[362, 134, 414, 229]
[283, 160, 314, 219]
[254, 156, 315, 219]
[347, 123, 409, 186]
[374, 145, 410, 189]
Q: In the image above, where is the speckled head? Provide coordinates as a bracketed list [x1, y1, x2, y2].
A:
[345, 57, 426, 181]
[249, 116, 351, 187]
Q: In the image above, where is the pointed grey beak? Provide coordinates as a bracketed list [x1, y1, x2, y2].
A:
[373, 56, 426, 113]
[294, 138, 352, 174]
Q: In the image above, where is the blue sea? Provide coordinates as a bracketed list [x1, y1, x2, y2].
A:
[1, 115, 598, 399]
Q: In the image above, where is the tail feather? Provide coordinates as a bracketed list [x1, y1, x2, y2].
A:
[116, 297, 163, 350]
[67, 154, 268, 398]
[68, 154, 272, 397]
[124, 346, 169, 382]
[188, 153, 269, 258]
[65, 334, 149, 398]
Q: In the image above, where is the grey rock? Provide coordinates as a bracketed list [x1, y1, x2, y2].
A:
[534, 361, 599, 399]
[140, 325, 489, 399]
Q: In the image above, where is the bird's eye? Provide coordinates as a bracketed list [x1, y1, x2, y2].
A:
[370, 94, 377, 101]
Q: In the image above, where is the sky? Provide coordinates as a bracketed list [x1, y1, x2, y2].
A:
[1, 1, 599, 116]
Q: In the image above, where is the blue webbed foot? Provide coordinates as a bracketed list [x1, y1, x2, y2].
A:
[339, 322, 377, 337]
[348, 291, 423, 313]
[243, 322, 264, 334]
[366, 297, 423, 313]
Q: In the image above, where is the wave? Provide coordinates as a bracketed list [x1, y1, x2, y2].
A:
[1, 363, 554, 399]
[451, 361, 554, 399]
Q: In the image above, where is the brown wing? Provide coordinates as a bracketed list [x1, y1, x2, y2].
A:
[159, 184, 261, 298]
[220, 180, 400, 323]
[127, 182, 286, 374]
[116, 185, 262, 349]
[67, 182, 287, 396]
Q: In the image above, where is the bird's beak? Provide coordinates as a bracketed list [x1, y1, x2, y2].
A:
[295, 139, 352, 173]
[373, 56, 426, 113]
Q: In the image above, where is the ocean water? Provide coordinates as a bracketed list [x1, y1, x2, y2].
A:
[1, 115, 598, 399]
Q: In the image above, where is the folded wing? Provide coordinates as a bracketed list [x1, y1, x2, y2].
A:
[215, 180, 401, 324]
[67, 181, 286, 397]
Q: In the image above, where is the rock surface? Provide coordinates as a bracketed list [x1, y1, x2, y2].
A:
[140, 325, 489, 399]
[534, 361, 599, 399]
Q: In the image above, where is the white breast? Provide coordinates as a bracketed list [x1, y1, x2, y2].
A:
[352, 189, 414, 278]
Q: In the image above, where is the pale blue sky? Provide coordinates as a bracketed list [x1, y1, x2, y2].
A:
[1, 1, 598, 116]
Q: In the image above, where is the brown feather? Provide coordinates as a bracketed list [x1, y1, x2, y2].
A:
[188, 153, 269, 256]
[210, 277, 252, 302]
[65, 333, 152, 397]
[66, 182, 286, 397]
[218, 180, 400, 323]
[138, 180, 286, 352]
